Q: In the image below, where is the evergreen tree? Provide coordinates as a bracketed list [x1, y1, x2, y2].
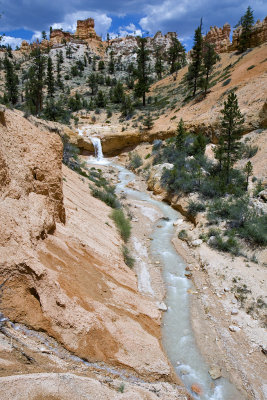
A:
[236, 6, 254, 52]
[46, 56, 55, 98]
[168, 35, 186, 76]
[216, 92, 244, 184]
[25, 48, 46, 114]
[108, 52, 115, 74]
[134, 37, 150, 106]
[66, 45, 73, 59]
[42, 31, 47, 40]
[3, 55, 19, 105]
[155, 47, 164, 80]
[56, 55, 64, 90]
[98, 60, 105, 71]
[202, 43, 219, 95]
[95, 90, 106, 108]
[121, 95, 133, 119]
[112, 81, 124, 104]
[175, 118, 187, 150]
[244, 161, 253, 191]
[143, 113, 153, 130]
[88, 73, 98, 95]
[186, 20, 203, 96]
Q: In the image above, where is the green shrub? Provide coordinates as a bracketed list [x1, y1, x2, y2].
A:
[128, 152, 143, 170]
[111, 209, 131, 242]
[253, 180, 264, 197]
[118, 383, 125, 393]
[122, 245, 135, 268]
[178, 229, 188, 240]
[222, 78, 231, 86]
[210, 232, 240, 255]
[187, 200, 206, 216]
[247, 65, 255, 70]
[239, 214, 267, 245]
[91, 187, 120, 209]
[145, 153, 151, 159]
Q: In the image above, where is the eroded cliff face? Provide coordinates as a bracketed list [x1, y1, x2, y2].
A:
[0, 108, 173, 381]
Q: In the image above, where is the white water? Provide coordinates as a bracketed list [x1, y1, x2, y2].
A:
[86, 140, 242, 399]
[114, 164, 243, 400]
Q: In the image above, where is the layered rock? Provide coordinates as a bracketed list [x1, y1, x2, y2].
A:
[204, 24, 231, 53]
[75, 18, 101, 42]
[0, 108, 175, 381]
[231, 16, 267, 50]
[50, 29, 72, 45]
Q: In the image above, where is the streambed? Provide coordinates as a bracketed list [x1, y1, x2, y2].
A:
[114, 163, 243, 400]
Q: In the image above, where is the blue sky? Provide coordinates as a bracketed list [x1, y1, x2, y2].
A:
[0, 1, 266, 50]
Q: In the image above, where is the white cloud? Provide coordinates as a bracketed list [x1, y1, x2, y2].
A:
[1, 36, 23, 49]
[139, 0, 192, 34]
[52, 11, 112, 37]
[31, 31, 42, 42]
[109, 23, 144, 39]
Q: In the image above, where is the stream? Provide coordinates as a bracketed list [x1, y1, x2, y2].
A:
[113, 163, 243, 400]
[85, 131, 243, 399]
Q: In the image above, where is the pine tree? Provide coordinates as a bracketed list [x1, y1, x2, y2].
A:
[121, 95, 133, 119]
[88, 73, 98, 95]
[25, 48, 46, 114]
[236, 6, 254, 52]
[46, 56, 55, 98]
[155, 47, 164, 80]
[175, 118, 187, 150]
[42, 31, 47, 40]
[216, 91, 244, 184]
[202, 43, 219, 95]
[186, 20, 203, 96]
[112, 81, 124, 104]
[168, 35, 186, 76]
[244, 161, 253, 191]
[108, 52, 115, 74]
[134, 37, 150, 106]
[3, 55, 19, 105]
[143, 113, 153, 130]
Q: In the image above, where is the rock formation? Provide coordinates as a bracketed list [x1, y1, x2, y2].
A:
[0, 108, 174, 381]
[231, 16, 267, 50]
[75, 18, 101, 42]
[50, 29, 72, 45]
[20, 40, 31, 53]
[204, 24, 231, 53]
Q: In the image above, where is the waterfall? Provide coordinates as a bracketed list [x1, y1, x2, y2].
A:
[90, 137, 104, 161]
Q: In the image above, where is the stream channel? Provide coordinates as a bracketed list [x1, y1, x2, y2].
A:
[85, 130, 243, 399]
[112, 162, 243, 400]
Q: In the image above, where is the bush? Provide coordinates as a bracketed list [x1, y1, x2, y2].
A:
[187, 200, 206, 216]
[209, 231, 240, 255]
[247, 65, 255, 70]
[111, 209, 131, 242]
[122, 245, 135, 268]
[128, 152, 143, 170]
[178, 229, 188, 240]
[239, 214, 267, 245]
[222, 78, 231, 86]
[91, 187, 120, 209]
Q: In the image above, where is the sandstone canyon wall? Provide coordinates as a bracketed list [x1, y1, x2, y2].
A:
[0, 107, 174, 381]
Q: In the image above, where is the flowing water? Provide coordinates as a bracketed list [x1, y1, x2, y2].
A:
[87, 138, 242, 399]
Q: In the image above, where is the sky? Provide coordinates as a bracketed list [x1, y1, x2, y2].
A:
[0, 0, 266, 50]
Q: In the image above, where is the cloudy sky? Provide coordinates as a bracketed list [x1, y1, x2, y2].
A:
[0, 0, 266, 49]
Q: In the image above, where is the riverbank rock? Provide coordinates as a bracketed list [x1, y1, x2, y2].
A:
[147, 163, 173, 194]
[208, 366, 222, 380]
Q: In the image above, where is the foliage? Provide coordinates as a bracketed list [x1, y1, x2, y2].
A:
[46, 57, 55, 98]
[187, 200, 206, 216]
[143, 113, 153, 130]
[25, 48, 46, 115]
[62, 134, 85, 172]
[236, 6, 254, 52]
[202, 43, 220, 95]
[134, 37, 150, 106]
[128, 152, 143, 170]
[168, 36, 186, 75]
[216, 91, 244, 184]
[186, 20, 203, 96]
[175, 118, 187, 150]
[122, 245, 135, 268]
[244, 161, 253, 191]
[3, 55, 19, 105]
[111, 209, 131, 242]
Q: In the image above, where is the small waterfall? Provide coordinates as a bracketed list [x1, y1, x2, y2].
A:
[90, 137, 104, 161]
